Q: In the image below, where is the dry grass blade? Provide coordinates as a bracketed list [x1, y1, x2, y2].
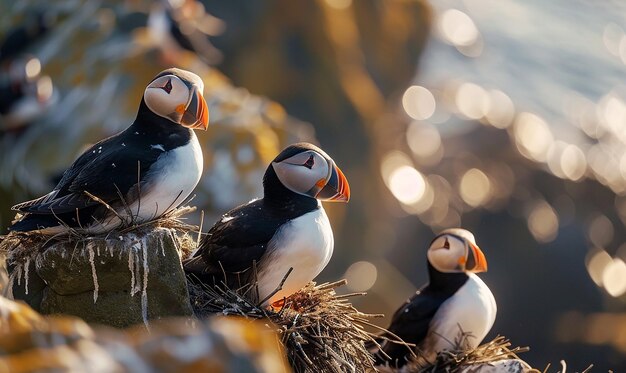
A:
[188, 276, 382, 373]
[389, 332, 531, 373]
[0, 205, 199, 270]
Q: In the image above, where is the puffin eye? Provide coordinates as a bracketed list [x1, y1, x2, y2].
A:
[303, 155, 314, 169]
[443, 238, 450, 249]
[161, 78, 173, 94]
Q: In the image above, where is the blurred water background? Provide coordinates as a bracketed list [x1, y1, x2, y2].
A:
[0, 0, 625, 370]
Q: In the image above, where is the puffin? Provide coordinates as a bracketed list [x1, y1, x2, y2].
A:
[0, 11, 56, 63]
[148, 0, 222, 65]
[184, 142, 350, 306]
[0, 57, 55, 131]
[371, 228, 496, 367]
[9, 68, 209, 234]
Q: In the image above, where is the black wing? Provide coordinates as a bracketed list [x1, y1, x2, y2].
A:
[375, 286, 445, 366]
[12, 132, 162, 214]
[184, 199, 290, 286]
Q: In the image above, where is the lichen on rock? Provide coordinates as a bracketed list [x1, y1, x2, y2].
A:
[0, 296, 288, 372]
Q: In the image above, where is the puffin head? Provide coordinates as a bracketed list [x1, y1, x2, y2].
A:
[267, 142, 350, 202]
[427, 228, 488, 273]
[143, 68, 209, 130]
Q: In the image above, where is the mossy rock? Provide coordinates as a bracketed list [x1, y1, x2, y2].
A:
[6, 227, 195, 328]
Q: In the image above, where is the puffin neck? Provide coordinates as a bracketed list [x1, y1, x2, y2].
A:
[132, 99, 193, 141]
[427, 262, 469, 294]
[262, 166, 319, 215]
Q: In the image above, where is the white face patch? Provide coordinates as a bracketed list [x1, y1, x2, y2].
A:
[272, 150, 331, 197]
[144, 75, 191, 123]
[427, 234, 468, 273]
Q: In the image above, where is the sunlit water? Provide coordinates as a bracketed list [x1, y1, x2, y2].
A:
[421, 0, 626, 136]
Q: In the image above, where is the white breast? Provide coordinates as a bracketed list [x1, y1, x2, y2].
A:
[257, 205, 334, 305]
[132, 133, 203, 220]
[89, 133, 203, 233]
[422, 274, 497, 360]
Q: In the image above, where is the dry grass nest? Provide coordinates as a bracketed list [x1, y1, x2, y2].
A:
[188, 273, 390, 373]
[186, 271, 538, 373]
[0, 205, 199, 267]
[392, 334, 532, 373]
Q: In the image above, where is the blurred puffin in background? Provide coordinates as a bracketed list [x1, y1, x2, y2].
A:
[185, 142, 350, 306]
[9, 68, 209, 234]
[0, 9, 58, 132]
[371, 228, 496, 368]
[0, 56, 55, 132]
[0, 10, 57, 64]
[148, 0, 224, 65]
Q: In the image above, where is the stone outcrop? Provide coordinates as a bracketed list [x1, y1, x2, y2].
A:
[5, 227, 195, 328]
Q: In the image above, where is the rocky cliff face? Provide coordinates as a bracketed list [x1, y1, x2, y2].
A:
[3, 217, 196, 328]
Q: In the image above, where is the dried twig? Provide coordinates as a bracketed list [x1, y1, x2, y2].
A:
[387, 333, 531, 373]
[187, 276, 381, 373]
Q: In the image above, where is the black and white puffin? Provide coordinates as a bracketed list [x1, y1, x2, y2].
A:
[0, 57, 55, 131]
[372, 228, 496, 367]
[9, 68, 209, 234]
[184, 142, 350, 306]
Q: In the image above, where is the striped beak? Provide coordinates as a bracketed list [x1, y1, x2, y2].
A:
[180, 86, 209, 130]
[466, 242, 488, 273]
[316, 164, 350, 202]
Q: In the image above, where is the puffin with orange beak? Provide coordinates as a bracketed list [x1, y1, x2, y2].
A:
[185, 143, 350, 306]
[371, 228, 496, 367]
[10, 68, 209, 233]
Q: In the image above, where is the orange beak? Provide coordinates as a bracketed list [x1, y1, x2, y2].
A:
[180, 87, 209, 130]
[317, 164, 350, 202]
[468, 242, 488, 273]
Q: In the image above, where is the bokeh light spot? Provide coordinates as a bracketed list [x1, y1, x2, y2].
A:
[603, 258, 626, 297]
[36, 76, 54, 102]
[25, 58, 41, 80]
[586, 249, 612, 286]
[406, 122, 441, 159]
[547, 142, 586, 181]
[388, 166, 426, 205]
[344, 261, 377, 292]
[402, 85, 436, 120]
[459, 168, 491, 207]
[599, 94, 626, 133]
[588, 214, 614, 248]
[455, 82, 489, 120]
[560, 144, 587, 181]
[439, 9, 478, 47]
[527, 201, 559, 243]
[380, 151, 413, 182]
[486, 89, 515, 128]
[514, 112, 553, 162]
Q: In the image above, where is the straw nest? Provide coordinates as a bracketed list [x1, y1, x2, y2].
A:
[375, 332, 537, 373]
[188, 273, 386, 373]
[0, 205, 198, 262]
[412, 336, 530, 372]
